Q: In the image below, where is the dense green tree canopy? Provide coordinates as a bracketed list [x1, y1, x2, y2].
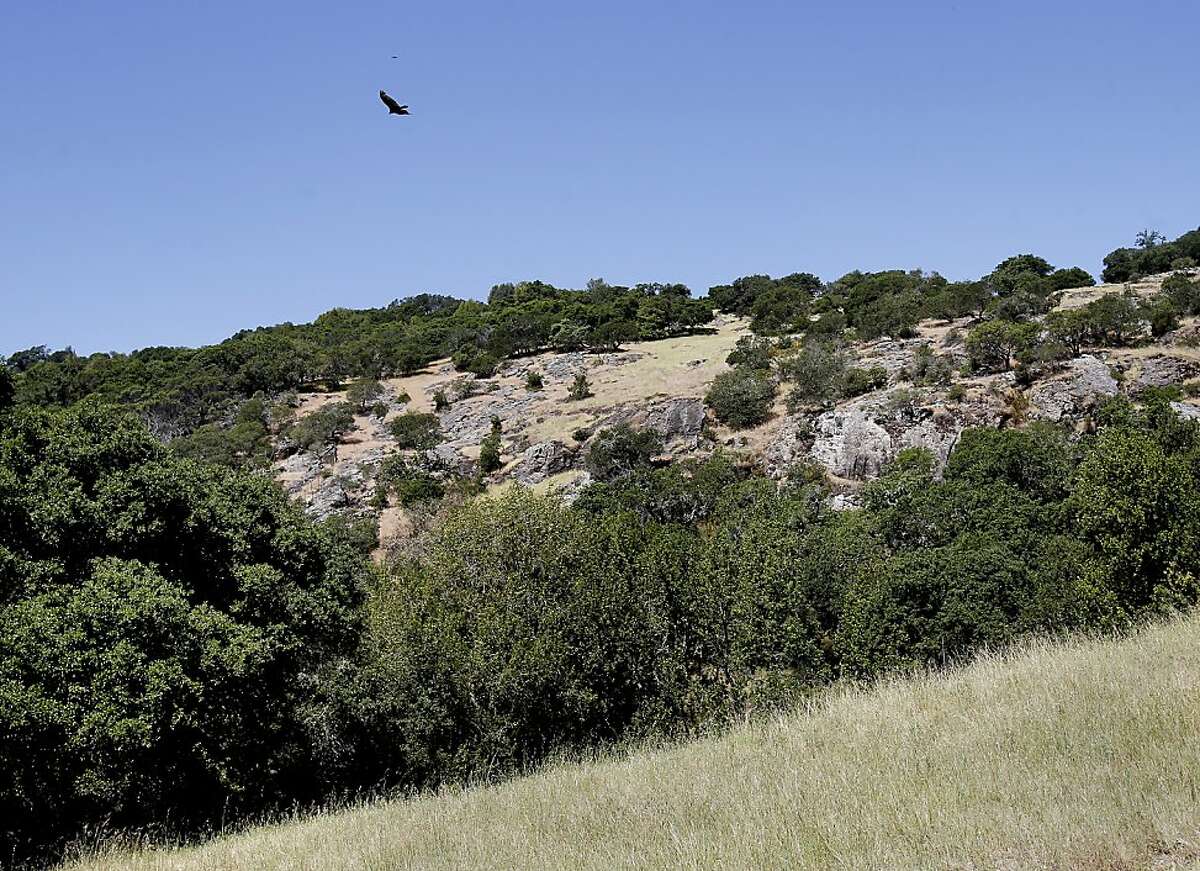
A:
[0, 402, 373, 861]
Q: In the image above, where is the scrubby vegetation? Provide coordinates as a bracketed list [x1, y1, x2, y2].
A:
[5, 387, 1200, 866]
[1102, 226, 1200, 282]
[2, 280, 715, 440]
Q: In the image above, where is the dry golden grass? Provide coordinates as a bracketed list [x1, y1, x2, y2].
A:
[68, 615, 1200, 871]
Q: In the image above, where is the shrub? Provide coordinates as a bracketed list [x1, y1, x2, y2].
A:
[568, 371, 592, 401]
[525, 371, 544, 391]
[1067, 427, 1200, 612]
[964, 321, 1037, 372]
[365, 491, 705, 781]
[902, 345, 953, 386]
[586, 423, 663, 482]
[346, 378, 384, 412]
[1147, 298, 1180, 338]
[374, 455, 445, 507]
[452, 348, 499, 378]
[288, 401, 356, 451]
[478, 416, 503, 474]
[705, 368, 776, 429]
[725, 335, 774, 371]
[1162, 272, 1200, 316]
[1083, 291, 1144, 346]
[433, 389, 450, 411]
[779, 339, 846, 408]
[840, 366, 889, 398]
[571, 427, 592, 442]
[389, 412, 442, 449]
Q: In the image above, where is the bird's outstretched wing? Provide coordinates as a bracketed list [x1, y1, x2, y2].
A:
[379, 90, 403, 113]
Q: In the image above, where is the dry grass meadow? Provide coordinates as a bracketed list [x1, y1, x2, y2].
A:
[68, 614, 1200, 871]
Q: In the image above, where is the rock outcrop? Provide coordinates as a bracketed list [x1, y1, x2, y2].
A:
[510, 440, 576, 485]
[1028, 355, 1119, 421]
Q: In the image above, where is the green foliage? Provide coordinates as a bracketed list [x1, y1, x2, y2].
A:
[1162, 272, 1200, 316]
[574, 453, 746, 524]
[374, 455, 445, 507]
[432, 389, 450, 411]
[346, 378, 384, 412]
[288, 400, 356, 451]
[1084, 291, 1144, 346]
[944, 423, 1076, 503]
[0, 365, 13, 412]
[478, 416, 503, 474]
[901, 345, 955, 386]
[170, 396, 274, 469]
[1103, 227, 1200, 282]
[780, 339, 847, 407]
[1068, 428, 1200, 613]
[1047, 266, 1096, 291]
[389, 412, 442, 450]
[568, 371, 592, 401]
[964, 320, 1038, 372]
[840, 366, 889, 398]
[725, 335, 774, 371]
[0, 403, 371, 862]
[708, 273, 821, 325]
[585, 423, 663, 482]
[452, 347, 499, 378]
[365, 491, 708, 778]
[705, 368, 776, 429]
[525, 370, 544, 391]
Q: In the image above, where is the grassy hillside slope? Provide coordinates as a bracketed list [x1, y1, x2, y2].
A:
[71, 616, 1200, 871]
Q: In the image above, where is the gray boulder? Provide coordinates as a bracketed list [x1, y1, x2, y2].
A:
[641, 397, 707, 448]
[1028, 355, 1119, 421]
[1130, 355, 1200, 394]
[511, 440, 576, 485]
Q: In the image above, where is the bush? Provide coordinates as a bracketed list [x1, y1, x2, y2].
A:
[525, 371, 544, 391]
[840, 366, 889, 397]
[902, 345, 954, 386]
[288, 401, 356, 451]
[374, 455, 445, 507]
[478, 416, 503, 474]
[964, 321, 1037, 373]
[346, 378, 384, 412]
[779, 339, 846, 408]
[389, 412, 442, 449]
[568, 371, 592, 401]
[433, 389, 450, 411]
[366, 491, 705, 780]
[1162, 272, 1200, 316]
[586, 423, 663, 482]
[725, 336, 774, 371]
[705, 368, 776, 429]
[452, 348, 499, 378]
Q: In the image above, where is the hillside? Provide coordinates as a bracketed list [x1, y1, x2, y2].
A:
[70, 614, 1200, 871]
[274, 269, 1200, 553]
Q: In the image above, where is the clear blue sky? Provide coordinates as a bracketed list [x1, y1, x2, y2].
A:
[2, 0, 1197, 355]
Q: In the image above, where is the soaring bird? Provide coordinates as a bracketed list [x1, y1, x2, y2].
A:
[379, 90, 410, 115]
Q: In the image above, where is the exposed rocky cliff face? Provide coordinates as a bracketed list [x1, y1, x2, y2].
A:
[271, 275, 1200, 535]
